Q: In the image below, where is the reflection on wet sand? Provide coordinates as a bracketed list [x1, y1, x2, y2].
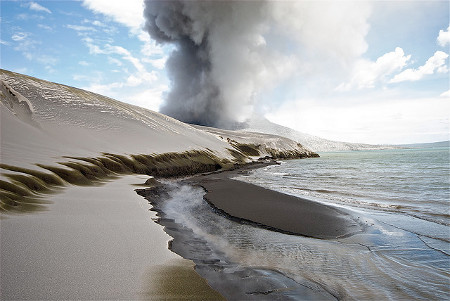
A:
[142, 259, 225, 300]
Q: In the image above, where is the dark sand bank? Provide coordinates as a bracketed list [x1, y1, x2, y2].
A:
[190, 166, 364, 239]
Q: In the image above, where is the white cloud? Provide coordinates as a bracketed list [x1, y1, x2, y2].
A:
[11, 30, 58, 67]
[11, 32, 28, 41]
[105, 45, 147, 73]
[73, 19, 162, 109]
[142, 57, 166, 69]
[78, 61, 90, 66]
[390, 51, 449, 83]
[91, 20, 106, 27]
[337, 47, 410, 91]
[269, 1, 371, 66]
[29, 2, 51, 14]
[45, 65, 56, 74]
[140, 40, 169, 69]
[266, 96, 450, 144]
[122, 85, 167, 111]
[67, 25, 96, 32]
[437, 25, 450, 47]
[140, 40, 165, 57]
[123, 72, 157, 87]
[81, 18, 118, 35]
[107, 57, 122, 66]
[80, 38, 157, 82]
[16, 12, 44, 20]
[440, 90, 450, 97]
[82, 37, 104, 54]
[75, 36, 161, 109]
[82, 0, 144, 31]
[82, 82, 123, 96]
[72, 72, 103, 82]
[0, 40, 10, 45]
[37, 24, 53, 31]
[12, 32, 40, 58]
[36, 55, 58, 66]
[97, 47, 156, 84]
[82, 81, 166, 112]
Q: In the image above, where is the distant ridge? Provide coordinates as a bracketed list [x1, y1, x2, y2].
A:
[241, 116, 398, 152]
[399, 141, 450, 149]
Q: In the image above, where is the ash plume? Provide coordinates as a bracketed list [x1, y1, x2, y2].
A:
[143, 0, 267, 128]
[143, 0, 371, 128]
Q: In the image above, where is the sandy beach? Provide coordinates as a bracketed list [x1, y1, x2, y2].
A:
[0, 175, 224, 300]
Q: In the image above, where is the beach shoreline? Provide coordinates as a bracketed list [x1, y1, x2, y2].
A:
[136, 160, 367, 299]
[186, 162, 365, 240]
[137, 165, 335, 300]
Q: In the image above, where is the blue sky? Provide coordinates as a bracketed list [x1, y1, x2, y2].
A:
[1, 0, 449, 144]
[1, 0, 169, 110]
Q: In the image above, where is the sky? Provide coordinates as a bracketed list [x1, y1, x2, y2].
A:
[1, 0, 449, 144]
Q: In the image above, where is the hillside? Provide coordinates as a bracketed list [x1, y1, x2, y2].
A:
[398, 141, 450, 149]
[242, 116, 397, 152]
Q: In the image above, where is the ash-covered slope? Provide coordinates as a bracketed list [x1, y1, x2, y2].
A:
[193, 125, 318, 159]
[242, 116, 397, 152]
[0, 69, 315, 212]
[0, 69, 229, 166]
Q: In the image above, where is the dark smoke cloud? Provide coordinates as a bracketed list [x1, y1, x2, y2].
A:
[143, 1, 372, 128]
[143, 0, 266, 128]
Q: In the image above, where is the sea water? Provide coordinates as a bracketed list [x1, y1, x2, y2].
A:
[237, 147, 450, 252]
[155, 147, 449, 300]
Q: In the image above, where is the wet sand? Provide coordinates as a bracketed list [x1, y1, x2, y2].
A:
[138, 172, 338, 300]
[193, 166, 363, 239]
[142, 259, 225, 300]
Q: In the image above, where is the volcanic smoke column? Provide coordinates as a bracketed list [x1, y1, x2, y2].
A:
[143, 0, 268, 128]
[144, 1, 372, 128]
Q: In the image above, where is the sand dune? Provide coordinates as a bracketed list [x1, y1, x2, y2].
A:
[0, 69, 315, 213]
